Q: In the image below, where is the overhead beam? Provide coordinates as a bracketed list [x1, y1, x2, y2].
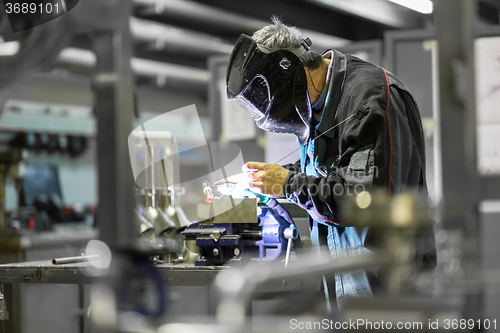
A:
[130, 17, 234, 56]
[133, 0, 350, 49]
[186, 0, 424, 41]
[306, 0, 426, 29]
[57, 48, 209, 86]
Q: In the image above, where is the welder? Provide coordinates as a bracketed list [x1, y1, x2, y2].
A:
[216, 17, 436, 307]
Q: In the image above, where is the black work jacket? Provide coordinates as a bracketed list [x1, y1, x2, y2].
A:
[283, 49, 436, 270]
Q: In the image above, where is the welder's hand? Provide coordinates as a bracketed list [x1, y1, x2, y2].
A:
[245, 162, 289, 198]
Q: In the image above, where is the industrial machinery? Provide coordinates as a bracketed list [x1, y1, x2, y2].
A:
[182, 182, 298, 266]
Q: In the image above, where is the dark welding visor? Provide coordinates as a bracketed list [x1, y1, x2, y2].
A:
[226, 34, 312, 145]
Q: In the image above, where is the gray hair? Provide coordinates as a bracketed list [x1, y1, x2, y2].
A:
[251, 16, 323, 69]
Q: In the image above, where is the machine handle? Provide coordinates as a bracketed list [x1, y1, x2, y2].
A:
[285, 238, 293, 268]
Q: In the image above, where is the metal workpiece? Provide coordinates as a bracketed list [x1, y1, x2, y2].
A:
[134, 209, 155, 238]
[131, 129, 192, 263]
[130, 129, 190, 232]
[144, 207, 177, 237]
[215, 249, 389, 326]
[197, 198, 258, 224]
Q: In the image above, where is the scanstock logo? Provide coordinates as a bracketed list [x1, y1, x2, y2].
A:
[3, 0, 79, 32]
[128, 105, 247, 216]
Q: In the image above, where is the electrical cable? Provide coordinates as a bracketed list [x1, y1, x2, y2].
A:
[274, 111, 359, 164]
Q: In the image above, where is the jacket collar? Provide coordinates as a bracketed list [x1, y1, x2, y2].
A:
[315, 49, 347, 138]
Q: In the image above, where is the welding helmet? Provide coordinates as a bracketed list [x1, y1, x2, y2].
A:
[226, 34, 312, 145]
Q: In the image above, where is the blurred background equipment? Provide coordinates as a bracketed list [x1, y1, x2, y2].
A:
[0, 1, 70, 88]
[129, 129, 191, 264]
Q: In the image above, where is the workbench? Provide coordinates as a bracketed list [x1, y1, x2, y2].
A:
[0, 259, 229, 333]
[0, 261, 225, 286]
[0, 229, 228, 332]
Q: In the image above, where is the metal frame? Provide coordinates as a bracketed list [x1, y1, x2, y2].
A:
[65, 0, 138, 245]
[88, 7, 136, 246]
[434, 0, 496, 322]
[207, 55, 230, 143]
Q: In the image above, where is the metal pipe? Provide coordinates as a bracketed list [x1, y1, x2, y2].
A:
[56, 48, 209, 86]
[133, 0, 350, 50]
[52, 255, 100, 265]
[130, 17, 234, 55]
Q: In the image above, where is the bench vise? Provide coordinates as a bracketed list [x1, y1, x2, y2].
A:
[182, 197, 296, 266]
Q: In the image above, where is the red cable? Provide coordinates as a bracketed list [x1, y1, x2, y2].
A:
[382, 68, 392, 196]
